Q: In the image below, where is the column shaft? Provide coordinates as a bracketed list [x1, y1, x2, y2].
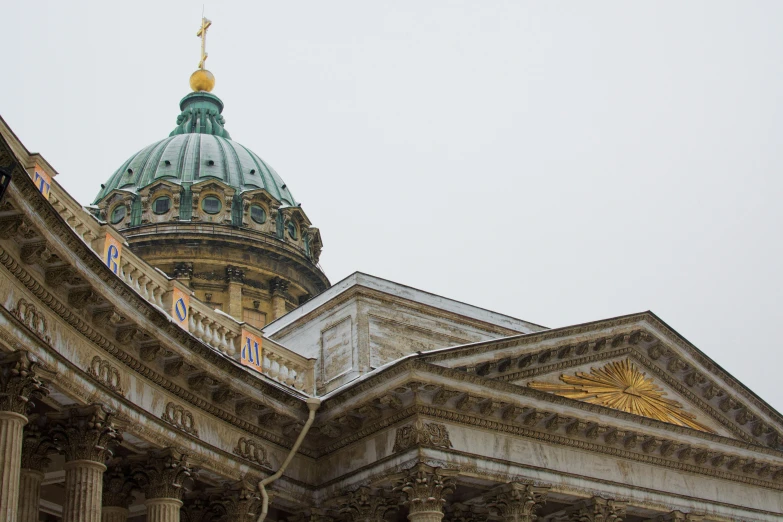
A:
[0, 411, 27, 522]
[18, 469, 44, 522]
[62, 460, 107, 522]
[101, 506, 129, 522]
[407, 511, 445, 522]
[146, 498, 183, 522]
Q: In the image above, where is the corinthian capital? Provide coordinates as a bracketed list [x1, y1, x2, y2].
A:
[484, 483, 550, 522]
[391, 462, 458, 517]
[335, 485, 398, 522]
[130, 447, 193, 500]
[103, 460, 139, 508]
[207, 479, 262, 522]
[0, 350, 52, 415]
[48, 404, 122, 462]
[565, 497, 627, 522]
[20, 415, 56, 471]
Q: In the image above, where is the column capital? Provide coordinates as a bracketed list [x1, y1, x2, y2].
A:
[0, 350, 53, 415]
[48, 404, 122, 462]
[103, 460, 139, 508]
[20, 415, 56, 471]
[391, 462, 458, 517]
[208, 479, 262, 522]
[564, 497, 627, 522]
[131, 447, 192, 501]
[335, 485, 399, 522]
[644, 511, 705, 522]
[484, 482, 550, 522]
[447, 503, 490, 522]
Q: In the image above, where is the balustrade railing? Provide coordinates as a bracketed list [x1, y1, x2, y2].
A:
[45, 181, 316, 394]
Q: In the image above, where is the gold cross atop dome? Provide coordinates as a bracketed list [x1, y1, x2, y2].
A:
[197, 17, 212, 69]
[189, 16, 216, 92]
[528, 359, 715, 433]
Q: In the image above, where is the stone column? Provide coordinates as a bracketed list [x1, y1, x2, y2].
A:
[392, 463, 457, 522]
[0, 351, 51, 522]
[131, 447, 192, 522]
[226, 266, 245, 320]
[48, 404, 122, 522]
[484, 483, 549, 522]
[18, 416, 56, 522]
[101, 460, 138, 522]
[269, 278, 289, 321]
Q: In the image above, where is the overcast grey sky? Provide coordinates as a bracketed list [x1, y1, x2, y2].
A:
[2, 1, 782, 411]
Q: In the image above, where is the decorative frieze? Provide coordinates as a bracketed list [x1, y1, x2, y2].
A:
[10, 298, 50, 343]
[161, 402, 199, 437]
[393, 419, 453, 452]
[233, 437, 271, 467]
[88, 355, 125, 395]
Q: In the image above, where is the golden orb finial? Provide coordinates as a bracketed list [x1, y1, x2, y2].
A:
[190, 16, 215, 92]
[190, 69, 216, 92]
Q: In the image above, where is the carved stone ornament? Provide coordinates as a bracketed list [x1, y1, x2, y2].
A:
[11, 298, 50, 343]
[21, 414, 57, 471]
[233, 437, 271, 467]
[448, 503, 489, 522]
[528, 359, 714, 433]
[391, 462, 458, 517]
[88, 355, 125, 395]
[483, 482, 550, 522]
[335, 485, 399, 522]
[103, 460, 139, 508]
[643, 511, 705, 522]
[48, 404, 122, 462]
[393, 419, 453, 453]
[131, 447, 192, 500]
[208, 479, 262, 522]
[562, 497, 627, 522]
[0, 350, 52, 415]
[161, 402, 199, 436]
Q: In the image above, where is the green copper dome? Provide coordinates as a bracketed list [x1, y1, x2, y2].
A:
[93, 92, 297, 206]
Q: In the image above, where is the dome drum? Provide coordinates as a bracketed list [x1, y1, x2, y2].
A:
[93, 89, 328, 326]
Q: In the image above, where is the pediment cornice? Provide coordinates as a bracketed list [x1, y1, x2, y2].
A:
[313, 361, 783, 490]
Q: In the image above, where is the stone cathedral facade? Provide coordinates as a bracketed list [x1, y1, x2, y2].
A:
[0, 31, 781, 522]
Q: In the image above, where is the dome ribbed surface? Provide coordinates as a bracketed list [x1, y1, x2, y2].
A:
[93, 92, 296, 206]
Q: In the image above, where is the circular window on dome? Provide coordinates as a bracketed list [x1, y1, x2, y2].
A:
[250, 204, 266, 224]
[287, 221, 298, 240]
[153, 196, 171, 215]
[202, 196, 222, 214]
[110, 205, 126, 224]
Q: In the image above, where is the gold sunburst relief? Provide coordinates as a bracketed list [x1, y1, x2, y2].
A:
[528, 359, 714, 433]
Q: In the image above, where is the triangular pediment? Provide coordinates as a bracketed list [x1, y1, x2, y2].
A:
[419, 312, 783, 450]
[524, 356, 724, 435]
